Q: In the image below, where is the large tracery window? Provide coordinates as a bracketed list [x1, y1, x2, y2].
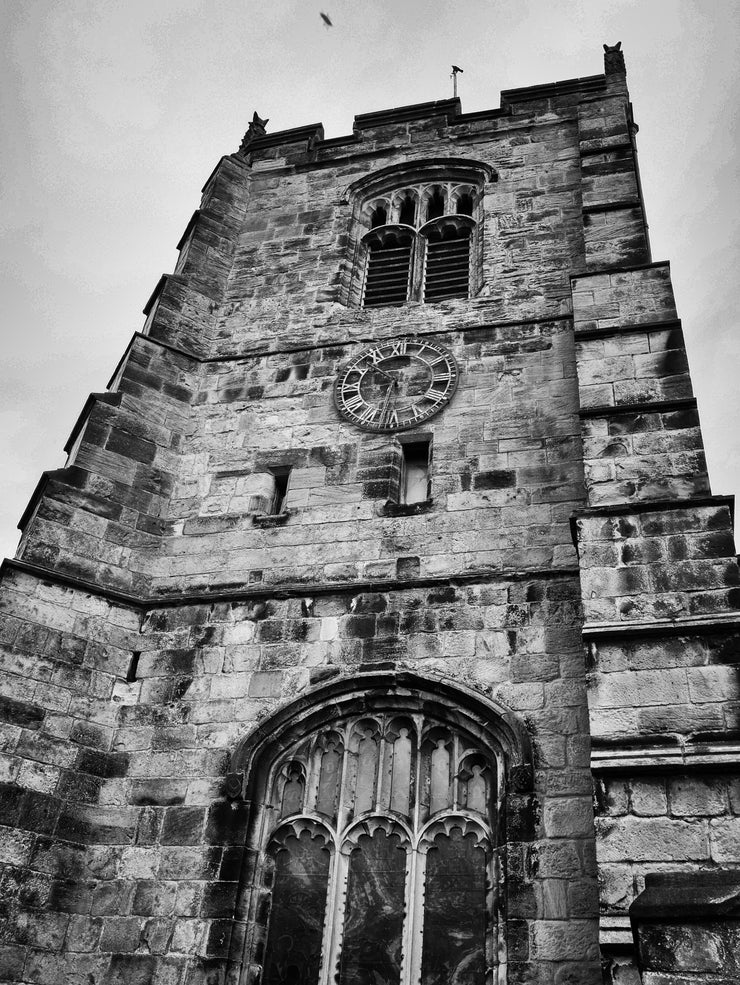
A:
[255, 709, 500, 985]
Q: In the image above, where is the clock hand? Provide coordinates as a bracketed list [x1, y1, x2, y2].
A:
[371, 365, 396, 383]
[379, 378, 397, 427]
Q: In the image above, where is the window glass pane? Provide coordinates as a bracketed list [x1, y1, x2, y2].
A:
[317, 737, 342, 819]
[354, 724, 379, 815]
[340, 829, 407, 985]
[263, 830, 331, 985]
[280, 762, 305, 817]
[402, 442, 430, 505]
[421, 829, 487, 985]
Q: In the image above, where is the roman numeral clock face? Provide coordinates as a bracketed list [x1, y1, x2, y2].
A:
[334, 339, 458, 432]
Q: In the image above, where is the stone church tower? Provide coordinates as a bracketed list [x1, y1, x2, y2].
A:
[1, 43, 738, 985]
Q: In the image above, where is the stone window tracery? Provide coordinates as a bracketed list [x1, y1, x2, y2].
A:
[358, 181, 481, 308]
[254, 708, 500, 985]
[341, 160, 494, 309]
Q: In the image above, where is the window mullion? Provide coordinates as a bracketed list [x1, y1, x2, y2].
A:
[319, 842, 349, 985]
[411, 234, 424, 301]
[403, 844, 427, 985]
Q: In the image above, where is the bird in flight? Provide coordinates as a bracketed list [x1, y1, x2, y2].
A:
[320, 12, 333, 26]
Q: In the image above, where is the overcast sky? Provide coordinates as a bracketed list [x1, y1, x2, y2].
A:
[1, 0, 739, 563]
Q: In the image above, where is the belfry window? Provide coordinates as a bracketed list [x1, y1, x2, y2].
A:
[363, 227, 414, 308]
[252, 708, 499, 985]
[423, 217, 473, 302]
[354, 177, 484, 308]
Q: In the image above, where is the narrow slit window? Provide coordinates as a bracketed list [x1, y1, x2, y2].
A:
[401, 440, 431, 505]
[271, 469, 291, 514]
[126, 652, 141, 683]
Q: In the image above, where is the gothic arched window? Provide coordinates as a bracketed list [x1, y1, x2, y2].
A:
[342, 161, 495, 309]
[248, 705, 501, 985]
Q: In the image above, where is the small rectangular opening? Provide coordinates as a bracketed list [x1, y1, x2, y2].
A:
[271, 469, 291, 514]
[401, 440, 431, 505]
[126, 652, 141, 684]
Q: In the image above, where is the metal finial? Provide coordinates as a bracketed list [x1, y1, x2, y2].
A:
[451, 65, 464, 98]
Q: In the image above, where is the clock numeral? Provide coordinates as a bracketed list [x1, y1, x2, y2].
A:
[427, 387, 448, 402]
[431, 373, 451, 386]
[386, 408, 399, 428]
[429, 354, 447, 367]
[409, 405, 425, 421]
[357, 405, 379, 425]
[344, 394, 365, 413]
[388, 340, 407, 357]
[369, 348, 385, 365]
[343, 381, 361, 395]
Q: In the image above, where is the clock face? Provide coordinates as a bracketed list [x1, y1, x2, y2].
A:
[334, 338, 458, 432]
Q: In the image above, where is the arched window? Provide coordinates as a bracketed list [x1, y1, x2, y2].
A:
[345, 164, 494, 308]
[235, 679, 522, 985]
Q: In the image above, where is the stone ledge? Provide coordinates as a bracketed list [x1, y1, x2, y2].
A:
[110, 311, 575, 372]
[574, 318, 682, 341]
[252, 511, 291, 528]
[379, 499, 435, 518]
[631, 869, 740, 920]
[582, 609, 740, 641]
[570, 259, 670, 282]
[62, 392, 123, 455]
[579, 397, 697, 418]
[580, 141, 633, 157]
[176, 210, 200, 251]
[591, 738, 740, 775]
[501, 73, 605, 103]
[582, 199, 642, 214]
[0, 557, 580, 612]
[599, 914, 633, 949]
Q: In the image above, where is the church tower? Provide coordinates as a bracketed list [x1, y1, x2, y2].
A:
[1, 44, 739, 985]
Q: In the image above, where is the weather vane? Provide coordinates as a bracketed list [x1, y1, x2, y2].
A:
[451, 64, 464, 98]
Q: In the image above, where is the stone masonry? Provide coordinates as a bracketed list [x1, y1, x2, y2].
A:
[0, 43, 738, 985]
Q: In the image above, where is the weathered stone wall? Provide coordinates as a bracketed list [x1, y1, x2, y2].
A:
[567, 61, 740, 981]
[0, 569, 599, 983]
[1, 44, 734, 985]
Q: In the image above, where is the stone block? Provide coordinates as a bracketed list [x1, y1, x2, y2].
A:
[596, 816, 708, 862]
